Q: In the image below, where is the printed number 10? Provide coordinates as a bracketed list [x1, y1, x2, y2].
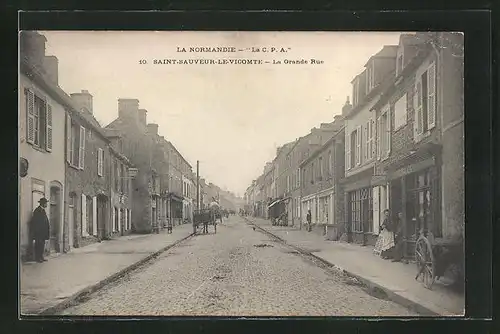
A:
[139, 59, 147, 64]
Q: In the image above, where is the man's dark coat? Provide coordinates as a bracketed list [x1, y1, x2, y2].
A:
[30, 206, 50, 241]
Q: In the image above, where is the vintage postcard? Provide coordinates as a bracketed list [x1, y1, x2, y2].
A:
[19, 30, 465, 317]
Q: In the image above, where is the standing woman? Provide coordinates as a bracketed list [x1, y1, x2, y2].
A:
[374, 209, 395, 259]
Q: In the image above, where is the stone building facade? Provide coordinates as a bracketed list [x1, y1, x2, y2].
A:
[342, 45, 398, 246]
[19, 31, 66, 260]
[371, 32, 464, 258]
[105, 99, 157, 233]
[64, 90, 114, 250]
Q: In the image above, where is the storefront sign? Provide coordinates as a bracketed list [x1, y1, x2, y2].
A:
[391, 157, 435, 180]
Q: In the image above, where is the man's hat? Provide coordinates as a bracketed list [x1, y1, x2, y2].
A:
[39, 197, 48, 204]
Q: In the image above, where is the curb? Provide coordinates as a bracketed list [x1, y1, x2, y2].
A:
[37, 232, 195, 316]
[244, 218, 441, 317]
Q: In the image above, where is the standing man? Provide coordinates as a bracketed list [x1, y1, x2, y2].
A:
[30, 197, 50, 263]
[306, 209, 312, 232]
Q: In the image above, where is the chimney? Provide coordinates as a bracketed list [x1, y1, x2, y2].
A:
[147, 123, 159, 136]
[20, 31, 47, 72]
[118, 98, 140, 120]
[138, 109, 147, 126]
[43, 56, 59, 85]
[71, 90, 93, 114]
[342, 96, 352, 117]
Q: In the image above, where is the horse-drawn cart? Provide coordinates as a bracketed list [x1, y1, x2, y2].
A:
[193, 208, 217, 234]
[414, 231, 464, 290]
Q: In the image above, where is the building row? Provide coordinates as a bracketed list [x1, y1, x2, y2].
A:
[18, 31, 223, 260]
[244, 32, 464, 259]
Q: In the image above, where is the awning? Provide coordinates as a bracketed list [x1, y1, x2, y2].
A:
[268, 199, 280, 209]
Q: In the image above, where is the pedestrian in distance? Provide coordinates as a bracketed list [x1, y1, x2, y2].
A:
[306, 209, 312, 232]
[30, 197, 50, 263]
[166, 217, 173, 234]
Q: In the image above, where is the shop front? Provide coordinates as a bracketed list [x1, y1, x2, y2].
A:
[386, 154, 441, 259]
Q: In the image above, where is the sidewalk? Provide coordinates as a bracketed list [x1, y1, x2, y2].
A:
[20, 224, 194, 315]
[249, 217, 464, 316]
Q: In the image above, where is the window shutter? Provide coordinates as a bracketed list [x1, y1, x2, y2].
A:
[345, 134, 351, 170]
[118, 209, 121, 232]
[112, 208, 116, 232]
[26, 89, 35, 144]
[370, 119, 376, 158]
[45, 103, 53, 152]
[356, 126, 361, 165]
[81, 194, 87, 237]
[92, 196, 98, 236]
[386, 109, 392, 156]
[415, 81, 424, 136]
[97, 148, 103, 176]
[363, 121, 370, 161]
[79, 126, 86, 169]
[427, 62, 436, 129]
[376, 117, 381, 160]
[66, 115, 72, 163]
[373, 187, 380, 235]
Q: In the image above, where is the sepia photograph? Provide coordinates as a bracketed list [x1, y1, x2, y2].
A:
[19, 30, 465, 317]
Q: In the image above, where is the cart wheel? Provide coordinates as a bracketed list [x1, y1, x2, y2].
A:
[415, 235, 436, 289]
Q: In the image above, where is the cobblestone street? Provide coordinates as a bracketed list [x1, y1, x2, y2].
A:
[60, 216, 417, 316]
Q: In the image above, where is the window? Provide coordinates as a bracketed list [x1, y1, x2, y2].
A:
[327, 151, 332, 177]
[311, 163, 315, 184]
[396, 54, 404, 77]
[350, 130, 357, 168]
[367, 118, 375, 160]
[319, 157, 323, 180]
[349, 188, 373, 233]
[394, 93, 408, 130]
[366, 65, 374, 93]
[81, 194, 88, 237]
[97, 148, 104, 177]
[86, 196, 93, 236]
[113, 207, 119, 232]
[26, 89, 52, 152]
[378, 107, 391, 160]
[297, 168, 301, 188]
[66, 116, 85, 169]
[352, 80, 359, 106]
[414, 62, 436, 139]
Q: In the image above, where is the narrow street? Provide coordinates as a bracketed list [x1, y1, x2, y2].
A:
[60, 216, 417, 316]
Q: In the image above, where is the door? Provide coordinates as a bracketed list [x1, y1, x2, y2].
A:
[97, 197, 107, 239]
[49, 186, 61, 253]
[68, 196, 74, 249]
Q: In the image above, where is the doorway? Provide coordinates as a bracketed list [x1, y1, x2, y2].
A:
[49, 185, 62, 253]
[97, 195, 108, 240]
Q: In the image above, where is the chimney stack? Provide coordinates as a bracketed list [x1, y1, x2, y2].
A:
[20, 31, 47, 72]
[341, 96, 352, 117]
[138, 109, 148, 126]
[43, 56, 59, 85]
[147, 123, 159, 136]
[118, 98, 140, 120]
[71, 90, 93, 114]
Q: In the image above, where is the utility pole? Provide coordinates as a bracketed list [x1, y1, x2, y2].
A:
[195, 160, 199, 234]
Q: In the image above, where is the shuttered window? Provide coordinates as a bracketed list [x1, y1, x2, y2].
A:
[81, 193, 88, 237]
[45, 104, 53, 151]
[79, 126, 85, 169]
[345, 134, 351, 170]
[25, 89, 52, 152]
[356, 125, 361, 166]
[97, 148, 104, 176]
[427, 62, 436, 129]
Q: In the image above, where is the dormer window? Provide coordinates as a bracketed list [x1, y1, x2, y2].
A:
[352, 79, 359, 106]
[396, 48, 404, 76]
[366, 65, 374, 93]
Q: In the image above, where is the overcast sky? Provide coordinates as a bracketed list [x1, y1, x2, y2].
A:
[41, 31, 401, 197]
